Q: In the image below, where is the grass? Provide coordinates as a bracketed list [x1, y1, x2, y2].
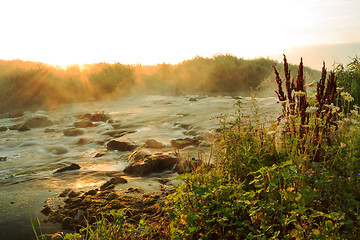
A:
[35, 56, 360, 239]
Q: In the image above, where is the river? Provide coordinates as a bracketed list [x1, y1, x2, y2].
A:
[0, 94, 280, 239]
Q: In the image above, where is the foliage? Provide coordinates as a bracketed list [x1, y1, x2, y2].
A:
[31, 56, 360, 239]
[0, 55, 320, 113]
[88, 63, 135, 99]
[166, 56, 360, 239]
[335, 56, 360, 106]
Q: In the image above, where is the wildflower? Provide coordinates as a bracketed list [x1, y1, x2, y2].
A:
[340, 142, 346, 148]
[324, 104, 336, 109]
[340, 92, 354, 102]
[306, 107, 318, 113]
[331, 107, 340, 114]
[294, 91, 306, 97]
[358, 173, 360, 176]
[351, 110, 359, 117]
[267, 131, 276, 135]
[337, 87, 344, 91]
[351, 119, 360, 125]
[354, 105, 360, 110]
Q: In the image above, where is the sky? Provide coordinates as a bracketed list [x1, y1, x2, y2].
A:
[0, 0, 360, 69]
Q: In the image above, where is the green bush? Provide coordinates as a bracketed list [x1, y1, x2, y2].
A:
[166, 57, 360, 239]
[335, 56, 360, 106]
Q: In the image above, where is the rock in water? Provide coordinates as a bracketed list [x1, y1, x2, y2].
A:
[17, 124, 31, 132]
[0, 126, 8, 132]
[41, 205, 52, 216]
[124, 154, 177, 177]
[63, 128, 84, 136]
[24, 116, 53, 128]
[74, 119, 94, 128]
[44, 128, 55, 133]
[100, 176, 128, 191]
[170, 138, 198, 149]
[106, 140, 137, 151]
[144, 139, 166, 149]
[54, 163, 81, 174]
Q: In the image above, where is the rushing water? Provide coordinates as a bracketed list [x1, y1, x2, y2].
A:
[0, 94, 280, 239]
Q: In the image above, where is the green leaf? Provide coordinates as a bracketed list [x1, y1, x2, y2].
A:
[188, 226, 198, 233]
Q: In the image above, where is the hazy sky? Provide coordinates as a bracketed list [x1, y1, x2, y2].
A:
[1, 0, 359, 68]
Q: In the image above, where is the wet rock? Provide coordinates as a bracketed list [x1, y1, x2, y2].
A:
[24, 116, 53, 128]
[68, 190, 81, 198]
[157, 178, 171, 185]
[126, 187, 143, 193]
[78, 112, 110, 122]
[59, 188, 72, 197]
[170, 138, 199, 149]
[100, 176, 127, 191]
[74, 119, 95, 128]
[46, 189, 166, 230]
[85, 189, 98, 196]
[44, 128, 55, 133]
[41, 205, 52, 216]
[63, 128, 84, 136]
[106, 192, 119, 201]
[106, 140, 137, 151]
[0, 156, 7, 162]
[9, 124, 23, 131]
[189, 97, 197, 102]
[144, 139, 166, 149]
[94, 152, 105, 158]
[17, 124, 31, 132]
[54, 163, 81, 174]
[0, 126, 8, 132]
[128, 149, 152, 162]
[124, 154, 177, 177]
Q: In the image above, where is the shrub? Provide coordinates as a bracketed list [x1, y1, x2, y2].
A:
[335, 56, 360, 106]
[166, 56, 360, 239]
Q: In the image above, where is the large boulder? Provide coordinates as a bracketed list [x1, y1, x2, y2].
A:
[124, 154, 177, 177]
[106, 140, 137, 151]
[24, 116, 53, 128]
